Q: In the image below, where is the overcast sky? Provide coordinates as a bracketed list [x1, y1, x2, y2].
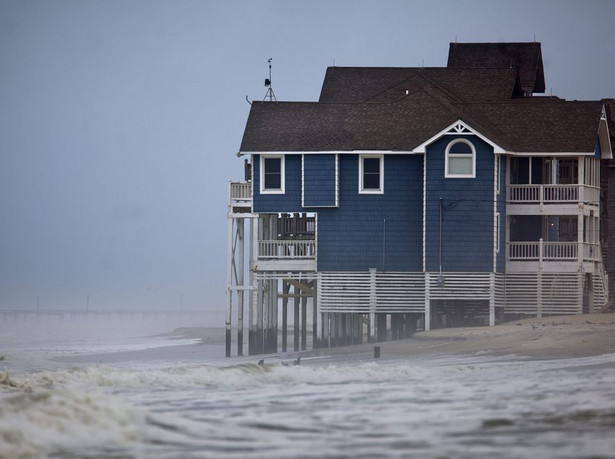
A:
[1, 0, 614, 312]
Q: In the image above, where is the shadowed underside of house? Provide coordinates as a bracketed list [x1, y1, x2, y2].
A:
[226, 42, 615, 356]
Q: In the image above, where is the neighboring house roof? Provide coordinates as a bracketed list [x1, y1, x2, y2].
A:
[239, 42, 607, 156]
[447, 42, 545, 94]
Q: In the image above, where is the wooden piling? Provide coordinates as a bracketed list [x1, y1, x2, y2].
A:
[301, 292, 307, 351]
[294, 285, 300, 352]
[282, 281, 289, 353]
[312, 281, 318, 349]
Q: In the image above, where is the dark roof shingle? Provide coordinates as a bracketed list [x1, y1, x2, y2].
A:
[447, 42, 545, 94]
[239, 42, 604, 155]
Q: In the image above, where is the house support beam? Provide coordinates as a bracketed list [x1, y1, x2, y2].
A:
[424, 273, 431, 331]
[489, 272, 495, 326]
[282, 281, 289, 353]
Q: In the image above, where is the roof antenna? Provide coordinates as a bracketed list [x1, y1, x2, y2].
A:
[263, 58, 277, 102]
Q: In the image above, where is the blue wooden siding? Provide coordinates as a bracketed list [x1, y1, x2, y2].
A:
[317, 154, 423, 271]
[303, 154, 337, 207]
[425, 136, 496, 272]
[253, 154, 303, 213]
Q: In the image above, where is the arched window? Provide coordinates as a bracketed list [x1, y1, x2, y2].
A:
[445, 139, 475, 178]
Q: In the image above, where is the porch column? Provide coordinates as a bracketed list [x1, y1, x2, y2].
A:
[489, 272, 495, 326]
[237, 219, 244, 356]
[424, 272, 431, 331]
[537, 268, 543, 318]
[578, 204, 584, 265]
[578, 272, 584, 314]
[369, 268, 377, 342]
[226, 214, 233, 357]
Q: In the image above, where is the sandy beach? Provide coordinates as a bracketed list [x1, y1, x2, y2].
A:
[299, 313, 615, 363]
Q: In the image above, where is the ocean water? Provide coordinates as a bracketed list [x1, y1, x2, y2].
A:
[1, 313, 615, 458]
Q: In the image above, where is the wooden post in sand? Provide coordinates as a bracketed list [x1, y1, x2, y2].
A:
[282, 281, 289, 353]
[424, 272, 431, 331]
[301, 291, 307, 351]
[294, 284, 300, 351]
[369, 268, 377, 342]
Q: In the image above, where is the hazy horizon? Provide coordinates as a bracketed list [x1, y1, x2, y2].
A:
[1, 0, 614, 313]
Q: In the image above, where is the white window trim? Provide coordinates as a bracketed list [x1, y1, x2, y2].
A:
[495, 212, 500, 253]
[495, 155, 501, 194]
[359, 154, 384, 194]
[445, 139, 476, 178]
[260, 154, 285, 194]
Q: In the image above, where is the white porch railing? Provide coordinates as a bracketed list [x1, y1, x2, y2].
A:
[507, 240, 600, 262]
[258, 240, 316, 259]
[229, 181, 252, 202]
[507, 184, 599, 204]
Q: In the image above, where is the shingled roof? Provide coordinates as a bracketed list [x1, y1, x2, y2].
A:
[447, 42, 545, 94]
[239, 42, 605, 155]
[318, 67, 522, 103]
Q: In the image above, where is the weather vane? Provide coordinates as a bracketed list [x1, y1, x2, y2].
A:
[264, 58, 277, 102]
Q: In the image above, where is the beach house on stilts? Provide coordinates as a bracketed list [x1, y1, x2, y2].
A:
[226, 42, 614, 357]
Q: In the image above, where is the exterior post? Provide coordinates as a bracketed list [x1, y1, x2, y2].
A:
[578, 272, 584, 314]
[424, 272, 431, 331]
[248, 217, 258, 354]
[282, 281, 288, 352]
[489, 272, 495, 326]
[301, 290, 307, 350]
[369, 268, 377, 342]
[578, 204, 584, 265]
[226, 214, 234, 357]
[237, 219, 244, 356]
[537, 268, 543, 318]
[294, 284, 300, 352]
[588, 274, 595, 314]
[312, 280, 318, 349]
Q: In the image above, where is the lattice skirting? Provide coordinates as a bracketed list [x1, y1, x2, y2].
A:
[316, 271, 606, 316]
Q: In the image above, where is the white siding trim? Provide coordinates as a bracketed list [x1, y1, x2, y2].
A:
[335, 154, 340, 207]
[422, 153, 426, 272]
[493, 153, 498, 272]
[411, 119, 506, 154]
[301, 154, 305, 207]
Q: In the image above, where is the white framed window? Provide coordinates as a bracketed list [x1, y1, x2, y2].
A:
[260, 155, 285, 194]
[359, 154, 384, 194]
[445, 139, 475, 178]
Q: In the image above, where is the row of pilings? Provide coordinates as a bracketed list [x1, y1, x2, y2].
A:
[226, 275, 421, 356]
[244, 311, 420, 356]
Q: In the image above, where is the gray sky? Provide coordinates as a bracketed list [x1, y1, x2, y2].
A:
[1, 0, 614, 312]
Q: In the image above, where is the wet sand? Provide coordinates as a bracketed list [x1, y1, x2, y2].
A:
[299, 313, 615, 363]
[50, 314, 615, 366]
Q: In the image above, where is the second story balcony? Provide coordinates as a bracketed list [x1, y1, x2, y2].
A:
[507, 184, 600, 206]
[506, 156, 601, 214]
[229, 181, 252, 213]
[255, 213, 317, 272]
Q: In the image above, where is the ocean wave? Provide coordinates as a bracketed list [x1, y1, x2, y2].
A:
[6, 351, 615, 394]
[0, 386, 149, 458]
